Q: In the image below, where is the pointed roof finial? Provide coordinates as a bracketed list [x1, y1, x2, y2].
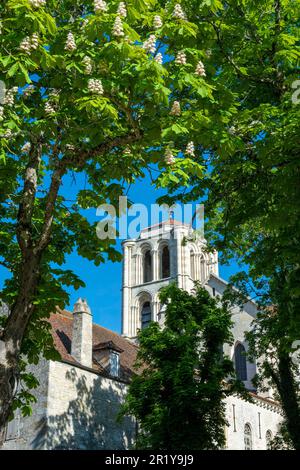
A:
[73, 298, 91, 315]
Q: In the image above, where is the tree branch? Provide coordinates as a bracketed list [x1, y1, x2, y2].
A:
[36, 165, 65, 252]
[208, 20, 276, 87]
[62, 129, 142, 169]
[16, 142, 42, 254]
[0, 260, 11, 270]
[36, 129, 143, 252]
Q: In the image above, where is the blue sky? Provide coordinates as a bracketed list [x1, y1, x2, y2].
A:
[0, 172, 242, 334]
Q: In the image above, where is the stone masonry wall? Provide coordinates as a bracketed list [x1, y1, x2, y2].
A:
[44, 361, 136, 450]
[2, 359, 135, 450]
[225, 395, 282, 450]
[2, 358, 50, 450]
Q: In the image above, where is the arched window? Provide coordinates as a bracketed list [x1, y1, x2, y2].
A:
[161, 245, 170, 279]
[234, 343, 247, 381]
[143, 249, 152, 283]
[266, 430, 272, 450]
[141, 301, 151, 330]
[244, 423, 252, 450]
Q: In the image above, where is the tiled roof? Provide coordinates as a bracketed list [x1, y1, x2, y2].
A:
[49, 308, 138, 382]
[249, 392, 282, 411]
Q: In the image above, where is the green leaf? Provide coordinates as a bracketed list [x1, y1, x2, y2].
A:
[18, 63, 31, 83]
[7, 62, 19, 77]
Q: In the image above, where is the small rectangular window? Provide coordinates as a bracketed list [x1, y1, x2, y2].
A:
[110, 351, 120, 377]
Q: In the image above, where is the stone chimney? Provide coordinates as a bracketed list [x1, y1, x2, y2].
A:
[71, 298, 92, 368]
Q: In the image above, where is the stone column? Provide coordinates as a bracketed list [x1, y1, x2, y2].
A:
[135, 252, 142, 285]
[122, 242, 133, 336]
[194, 253, 198, 281]
[181, 242, 189, 290]
[152, 248, 159, 281]
[200, 255, 206, 283]
[213, 250, 219, 276]
[169, 232, 177, 279]
[129, 305, 135, 338]
[176, 232, 184, 288]
[134, 305, 139, 337]
[153, 297, 161, 321]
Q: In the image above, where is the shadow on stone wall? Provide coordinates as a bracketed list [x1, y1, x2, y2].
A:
[32, 367, 135, 450]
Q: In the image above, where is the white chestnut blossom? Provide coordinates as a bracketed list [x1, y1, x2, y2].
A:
[31, 33, 39, 50]
[19, 37, 32, 54]
[94, 0, 108, 13]
[20, 33, 39, 54]
[112, 16, 124, 37]
[83, 56, 93, 75]
[185, 141, 195, 157]
[170, 100, 181, 116]
[21, 142, 31, 154]
[3, 88, 17, 106]
[164, 148, 175, 165]
[88, 79, 104, 95]
[123, 146, 132, 156]
[0, 106, 4, 120]
[2, 129, 12, 139]
[81, 18, 89, 28]
[23, 85, 35, 97]
[65, 32, 76, 52]
[154, 53, 163, 64]
[49, 88, 60, 98]
[117, 2, 127, 18]
[44, 101, 56, 115]
[66, 144, 75, 151]
[175, 51, 187, 65]
[228, 126, 236, 135]
[29, 0, 46, 7]
[195, 60, 206, 77]
[143, 34, 156, 54]
[153, 15, 163, 29]
[173, 4, 186, 20]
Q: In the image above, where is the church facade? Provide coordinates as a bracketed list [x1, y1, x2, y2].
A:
[121, 219, 283, 450]
[1, 220, 282, 450]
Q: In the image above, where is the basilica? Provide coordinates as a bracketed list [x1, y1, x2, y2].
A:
[1, 220, 282, 450]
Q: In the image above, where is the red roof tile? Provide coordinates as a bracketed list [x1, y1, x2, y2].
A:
[49, 308, 138, 382]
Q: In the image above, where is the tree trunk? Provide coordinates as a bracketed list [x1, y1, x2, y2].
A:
[0, 132, 142, 440]
[0, 250, 41, 437]
[0, 342, 18, 439]
[277, 351, 300, 450]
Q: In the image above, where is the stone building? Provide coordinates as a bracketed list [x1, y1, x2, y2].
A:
[1, 220, 283, 450]
[121, 219, 283, 450]
[1, 301, 138, 450]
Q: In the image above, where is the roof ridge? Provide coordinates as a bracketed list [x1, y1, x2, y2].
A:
[92, 322, 138, 348]
[141, 219, 190, 231]
[53, 309, 137, 349]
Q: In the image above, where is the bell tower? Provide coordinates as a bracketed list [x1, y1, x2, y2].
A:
[121, 220, 218, 339]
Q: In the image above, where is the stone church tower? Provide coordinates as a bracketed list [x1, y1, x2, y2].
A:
[121, 219, 218, 339]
